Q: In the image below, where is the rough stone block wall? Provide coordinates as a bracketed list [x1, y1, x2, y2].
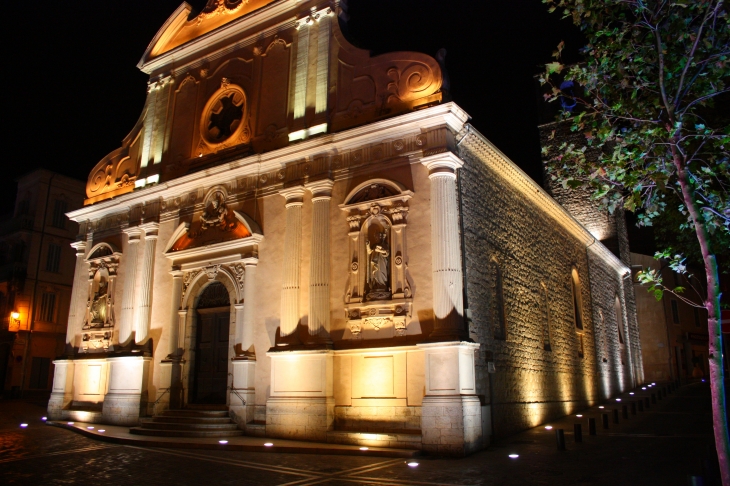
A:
[265, 398, 334, 442]
[457, 129, 636, 438]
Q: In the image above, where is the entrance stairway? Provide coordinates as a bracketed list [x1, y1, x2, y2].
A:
[130, 407, 243, 438]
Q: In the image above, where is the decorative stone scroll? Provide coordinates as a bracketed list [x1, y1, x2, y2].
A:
[81, 243, 122, 353]
[339, 179, 414, 340]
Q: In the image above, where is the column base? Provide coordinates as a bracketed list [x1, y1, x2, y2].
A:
[230, 358, 256, 427]
[102, 356, 150, 425]
[102, 393, 145, 425]
[47, 392, 73, 420]
[422, 395, 482, 456]
[265, 397, 334, 442]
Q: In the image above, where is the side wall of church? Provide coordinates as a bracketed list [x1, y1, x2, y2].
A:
[458, 132, 636, 438]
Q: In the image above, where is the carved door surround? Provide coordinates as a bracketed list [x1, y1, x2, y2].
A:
[339, 179, 414, 340]
[81, 243, 121, 353]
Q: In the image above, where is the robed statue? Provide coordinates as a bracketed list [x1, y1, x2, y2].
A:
[366, 233, 390, 291]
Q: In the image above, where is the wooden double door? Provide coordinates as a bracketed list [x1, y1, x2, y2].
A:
[191, 308, 230, 404]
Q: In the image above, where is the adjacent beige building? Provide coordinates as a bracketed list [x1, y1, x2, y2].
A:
[48, 0, 642, 455]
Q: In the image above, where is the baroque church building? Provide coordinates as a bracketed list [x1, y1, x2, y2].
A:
[49, 0, 643, 455]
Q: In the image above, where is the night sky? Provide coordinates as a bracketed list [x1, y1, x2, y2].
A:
[3, 0, 582, 212]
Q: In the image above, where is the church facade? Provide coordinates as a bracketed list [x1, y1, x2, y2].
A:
[48, 0, 643, 455]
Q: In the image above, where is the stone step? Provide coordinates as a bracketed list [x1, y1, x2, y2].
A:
[160, 410, 229, 418]
[151, 416, 233, 424]
[138, 420, 239, 431]
[130, 427, 245, 438]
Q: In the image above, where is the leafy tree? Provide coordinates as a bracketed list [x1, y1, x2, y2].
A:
[540, 0, 729, 482]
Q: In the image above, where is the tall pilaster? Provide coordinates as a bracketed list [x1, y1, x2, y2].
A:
[135, 223, 159, 344]
[168, 269, 184, 356]
[279, 187, 306, 345]
[305, 180, 334, 343]
[120, 228, 141, 345]
[239, 258, 258, 356]
[421, 152, 467, 341]
[65, 241, 87, 350]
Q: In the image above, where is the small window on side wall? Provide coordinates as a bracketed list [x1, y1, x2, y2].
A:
[571, 268, 584, 330]
[615, 295, 625, 346]
[493, 260, 507, 340]
[541, 282, 552, 351]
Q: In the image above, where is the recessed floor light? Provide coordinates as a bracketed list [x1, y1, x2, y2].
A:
[616, 398, 622, 401]
[98, 430, 105, 433]
[360, 447, 369, 450]
[87, 426, 94, 430]
[629, 392, 634, 395]
[41, 417, 47, 421]
[67, 422, 74, 425]
[20, 423, 28, 428]
[509, 454, 519, 459]
[407, 462, 419, 467]
[599, 406, 604, 409]
[576, 414, 583, 417]
[219, 440, 228, 444]
[264, 442, 273, 447]
[545, 425, 553, 430]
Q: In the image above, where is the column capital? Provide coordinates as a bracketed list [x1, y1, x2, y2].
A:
[70, 241, 87, 255]
[139, 222, 160, 239]
[420, 151, 464, 178]
[305, 179, 334, 200]
[123, 227, 143, 240]
[170, 268, 184, 278]
[279, 185, 307, 206]
[241, 257, 259, 268]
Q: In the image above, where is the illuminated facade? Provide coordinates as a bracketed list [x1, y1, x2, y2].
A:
[49, 0, 642, 454]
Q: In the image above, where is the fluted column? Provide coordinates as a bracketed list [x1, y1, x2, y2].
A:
[278, 187, 306, 345]
[65, 241, 87, 349]
[305, 180, 334, 343]
[168, 269, 184, 357]
[421, 152, 467, 341]
[135, 223, 159, 344]
[239, 258, 258, 356]
[120, 228, 141, 345]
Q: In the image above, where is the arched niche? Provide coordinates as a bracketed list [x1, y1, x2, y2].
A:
[81, 242, 122, 353]
[339, 179, 414, 341]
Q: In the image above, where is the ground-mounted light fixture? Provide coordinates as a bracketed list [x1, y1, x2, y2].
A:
[98, 430, 105, 433]
[545, 425, 553, 430]
[508, 454, 519, 459]
[219, 440, 228, 444]
[41, 417, 47, 421]
[264, 442, 273, 447]
[360, 447, 369, 450]
[20, 423, 28, 428]
[407, 462, 419, 467]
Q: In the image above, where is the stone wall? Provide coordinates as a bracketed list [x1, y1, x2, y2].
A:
[457, 127, 636, 438]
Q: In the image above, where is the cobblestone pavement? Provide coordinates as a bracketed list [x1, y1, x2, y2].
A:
[0, 382, 721, 485]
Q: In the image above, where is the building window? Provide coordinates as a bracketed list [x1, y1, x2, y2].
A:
[493, 262, 507, 340]
[541, 282, 552, 351]
[52, 199, 67, 229]
[670, 299, 680, 324]
[577, 333, 585, 359]
[40, 292, 56, 322]
[615, 295, 625, 345]
[571, 268, 584, 330]
[29, 357, 51, 389]
[46, 244, 61, 272]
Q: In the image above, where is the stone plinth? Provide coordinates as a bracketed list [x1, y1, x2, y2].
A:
[266, 349, 334, 441]
[230, 358, 256, 427]
[48, 359, 75, 420]
[417, 341, 482, 455]
[101, 356, 151, 425]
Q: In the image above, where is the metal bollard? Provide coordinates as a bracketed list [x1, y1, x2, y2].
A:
[556, 429, 566, 450]
[631, 401, 637, 415]
[574, 423, 583, 443]
[638, 399, 644, 412]
[613, 408, 620, 424]
[588, 417, 596, 435]
[602, 413, 610, 429]
[652, 393, 657, 404]
[622, 405, 629, 419]
[645, 396, 651, 409]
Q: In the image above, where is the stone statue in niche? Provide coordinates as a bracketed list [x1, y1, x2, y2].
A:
[89, 266, 109, 326]
[366, 232, 391, 301]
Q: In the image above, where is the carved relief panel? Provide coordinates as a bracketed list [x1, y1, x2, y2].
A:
[81, 244, 121, 353]
[339, 180, 414, 340]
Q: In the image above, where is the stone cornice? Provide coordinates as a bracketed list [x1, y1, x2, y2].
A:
[458, 125, 629, 277]
[68, 103, 470, 222]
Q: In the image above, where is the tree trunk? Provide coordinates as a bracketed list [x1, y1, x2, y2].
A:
[674, 152, 729, 486]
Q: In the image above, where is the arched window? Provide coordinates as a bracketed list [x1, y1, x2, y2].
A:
[614, 295, 625, 346]
[571, 267, 585, 358]
[493, 260, 507, 340]
[541, 282, 552, 351]
[570, 268, 584, 330]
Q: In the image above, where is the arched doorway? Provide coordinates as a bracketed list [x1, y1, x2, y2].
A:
[191, 281, 230, 404]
